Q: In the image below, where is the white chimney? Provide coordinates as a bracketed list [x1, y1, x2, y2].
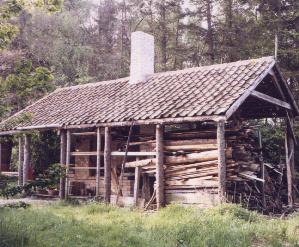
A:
[129, 31, 154, 84]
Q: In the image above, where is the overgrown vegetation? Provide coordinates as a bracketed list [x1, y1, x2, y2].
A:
[0, 163, 65, 198]
[0, 203, 299, 247]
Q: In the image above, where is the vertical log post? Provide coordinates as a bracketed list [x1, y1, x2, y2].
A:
[18, 136, 24, 186]
[142, 174, 151, 202]
[156, 124, 165, 209]
[96, 127, 102, 198]
[65, 130, 71, 199]
[0, 142, 2, 175]
[285, 120, 295, 207]
[133, 166, 141, 206]
[104, 127, 111, 203]
[217, 120, 226, 203]
[59, 130, 67, 199]
[23, 134, 31, 185]
[258, 130, 266, 208]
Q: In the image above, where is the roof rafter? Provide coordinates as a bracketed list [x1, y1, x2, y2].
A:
[250, 90, 291, 110]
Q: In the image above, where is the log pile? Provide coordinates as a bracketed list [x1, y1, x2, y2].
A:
[122, 124, 286, 211]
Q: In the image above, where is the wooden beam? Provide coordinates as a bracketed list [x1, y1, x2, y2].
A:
[23, 134, 31, 185]
[251, 90, 291, 110]
[258, 130, 266, 208]
[96, 127, 101, 198]
[285, 118, 295, 207]
[72, 132, 97, 136]
[59, 130, 66, 199]
[286, 112, 297, 146]
[71, 151, 99, 156]
[217, 120, 226, 203]
[18, 136, 23, 186]
[104, 127, 111, 203]
[65, 130, 71, 199]
[156, 124, 165, 209]
[112, 151, 156, 156]
[63, 115, 225, 130]
[0, 142, 2, 175]
[133, 166, 141, 206]
[226, 60, 276, 119]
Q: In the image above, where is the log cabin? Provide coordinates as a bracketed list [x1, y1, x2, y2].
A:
[0, 31, 298, 210]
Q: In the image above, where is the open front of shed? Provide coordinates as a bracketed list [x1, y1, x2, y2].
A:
[0, 32, 298, 211]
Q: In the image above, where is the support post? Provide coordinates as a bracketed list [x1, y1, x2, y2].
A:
[104, 127, 111, 203]
[133, 166, 141, 206]
[65, 130, 71, 199]
[285, 118, 295, 207]
[59, 130, 67, 199]
[18, 136, 24, 186]
[23, 134, 31, 185]
[96, 127, 101, 198]
[0, 142, 2, 175]
[142, 174, 151, 202]
[258, 130, 266, 208]
[156, 124, 165, 209]
[217, 120, 226, 203]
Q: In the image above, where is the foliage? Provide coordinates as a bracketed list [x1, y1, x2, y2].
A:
[0, 163, 65, 198]
[0, 203, 299, 246]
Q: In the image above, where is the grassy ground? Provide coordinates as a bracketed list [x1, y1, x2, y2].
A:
[0, 202, 299, 247]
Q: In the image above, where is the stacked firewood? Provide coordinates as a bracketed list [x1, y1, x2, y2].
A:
[124, 125, 286, 211]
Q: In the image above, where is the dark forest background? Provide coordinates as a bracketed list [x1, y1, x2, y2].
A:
[0, 0, 298, 169]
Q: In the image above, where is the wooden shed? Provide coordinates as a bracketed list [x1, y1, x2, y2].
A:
[0, 40, 298, 210]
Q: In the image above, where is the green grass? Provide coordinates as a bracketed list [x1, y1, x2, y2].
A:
[0, 203, 299, 247]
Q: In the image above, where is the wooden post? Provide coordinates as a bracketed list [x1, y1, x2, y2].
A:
[133, 166, 141, 206]
[65, 130, 71, 199]
[217, 120, 226, 203]
[285, 119, 295, 207]
[23, 134, 31, 185]
[0, 142, 2, 175]
[18, 136, 24, 186]
[104, 127, 111, 203]
[142, 174, 151, 202]
[96, 127, 101, 198]
[258, 130, 266, 208]
[156, 124, 165, 209]
[59, 130, 67, 199]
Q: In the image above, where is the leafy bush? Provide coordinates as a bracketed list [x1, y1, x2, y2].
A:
[0, 163, 65, 198]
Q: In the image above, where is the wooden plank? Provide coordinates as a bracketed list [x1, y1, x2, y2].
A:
[251, 90, 291, 109]
[96, 127, 101, 197]
[65, 130, 71, 199]
[18, 136, 23, 186]
[164, 144, 217, 151]
[69, 167, 97, 170]
[156, 124, 165, 209]
[23, 134, 31, 185]
[71, 151, 99, 156]
[112, 151, 156, 156]
[217, 120, 226, 203]
[72, 132, 97, 136]
[70, 151, 155, 157]
[59, 130, 66, 199]
[104, 127, 111, 203]
[133, 166, 141, 206]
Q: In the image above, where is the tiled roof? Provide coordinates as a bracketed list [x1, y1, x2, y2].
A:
[0, 57, 276, 131]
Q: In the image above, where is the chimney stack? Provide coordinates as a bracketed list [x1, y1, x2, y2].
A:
[129, 31, 154, 84]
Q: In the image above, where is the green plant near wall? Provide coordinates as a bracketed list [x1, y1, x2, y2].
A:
[0, 163, 65, 198]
